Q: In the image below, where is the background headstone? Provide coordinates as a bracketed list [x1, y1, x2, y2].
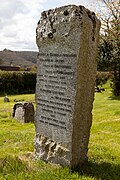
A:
[35, 5, 100, 168]
[13, 102, 34, 123]
[4, 96, 9, 102]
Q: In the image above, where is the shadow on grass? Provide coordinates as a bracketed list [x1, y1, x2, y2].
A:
[1, 156, 120, 180]
[77, 161, 120, 180]
[108, 95, 120, 100]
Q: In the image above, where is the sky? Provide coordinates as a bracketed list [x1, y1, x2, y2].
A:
[0, 0, 97, 51]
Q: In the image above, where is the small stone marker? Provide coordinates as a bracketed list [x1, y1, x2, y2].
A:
[13, 102, 34, 123]
[4, 96, 9, 102]
[35, 5, 100, 168]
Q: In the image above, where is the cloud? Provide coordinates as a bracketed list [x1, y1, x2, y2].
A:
[59, 0, 97, 10]
[0, 0, 97, 51]
[0, 0, 48, 51]
[0, 0, 27, 27]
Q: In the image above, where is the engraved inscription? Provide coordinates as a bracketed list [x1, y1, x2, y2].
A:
[37, 52, 76, 129]
[38, 53, 77, 57]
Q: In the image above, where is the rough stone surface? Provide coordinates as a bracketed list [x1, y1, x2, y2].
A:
[13, 102, 34, 123]
[35, 5, 100, 168]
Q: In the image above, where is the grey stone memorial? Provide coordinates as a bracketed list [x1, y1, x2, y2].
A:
[13, 102, 34, 123]
[4, 96, 9, 102]
[34, 5, 100, 168]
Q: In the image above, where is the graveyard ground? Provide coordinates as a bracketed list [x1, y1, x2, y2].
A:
[0, 82, 120, 180]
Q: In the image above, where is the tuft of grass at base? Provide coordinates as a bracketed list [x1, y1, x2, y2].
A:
[0, 83, 120, 179]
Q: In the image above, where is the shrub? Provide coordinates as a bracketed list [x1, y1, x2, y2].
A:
[96, 71, 113, 87]
[0, 71, 36, 94]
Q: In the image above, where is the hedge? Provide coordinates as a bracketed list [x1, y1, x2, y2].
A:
[0, 71, 36, 94]
[0, 70, 113, 95]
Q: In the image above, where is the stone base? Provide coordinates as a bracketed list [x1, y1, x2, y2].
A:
[34, 134, 70, 167]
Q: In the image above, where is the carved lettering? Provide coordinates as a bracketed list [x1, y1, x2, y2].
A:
[40, 117, 67, 130]
[38, 103, 72, 113]
[38, 98, 71, 108]
[39, 88, 65, 95]
[39, 53, 77, 57]
[37, 52, 76, 129]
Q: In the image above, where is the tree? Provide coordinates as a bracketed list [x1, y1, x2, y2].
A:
[97, 0, 120, 96]
[97, 36, 113, 71]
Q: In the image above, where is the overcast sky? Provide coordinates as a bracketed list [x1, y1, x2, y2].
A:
[0, 0, 97, 51]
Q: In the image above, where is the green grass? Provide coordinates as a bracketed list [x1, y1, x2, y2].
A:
[0, 83, 120, 179]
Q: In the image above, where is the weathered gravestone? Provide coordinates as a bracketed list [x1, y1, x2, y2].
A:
[34, 5, 100, 168]
[4, 96, 9, 102]
[13, 102, 34, 123]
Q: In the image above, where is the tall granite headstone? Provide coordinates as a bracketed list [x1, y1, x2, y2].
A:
[34, 5, 100, 168]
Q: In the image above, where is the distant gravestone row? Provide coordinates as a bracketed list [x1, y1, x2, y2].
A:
[34, 5, 100, 169]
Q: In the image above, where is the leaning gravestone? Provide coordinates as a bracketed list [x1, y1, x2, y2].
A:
[34, 5, 100, 168]
[13, 102, 34, 123]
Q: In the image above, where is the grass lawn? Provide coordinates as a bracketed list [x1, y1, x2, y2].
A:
[0, 83, 120, 180]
